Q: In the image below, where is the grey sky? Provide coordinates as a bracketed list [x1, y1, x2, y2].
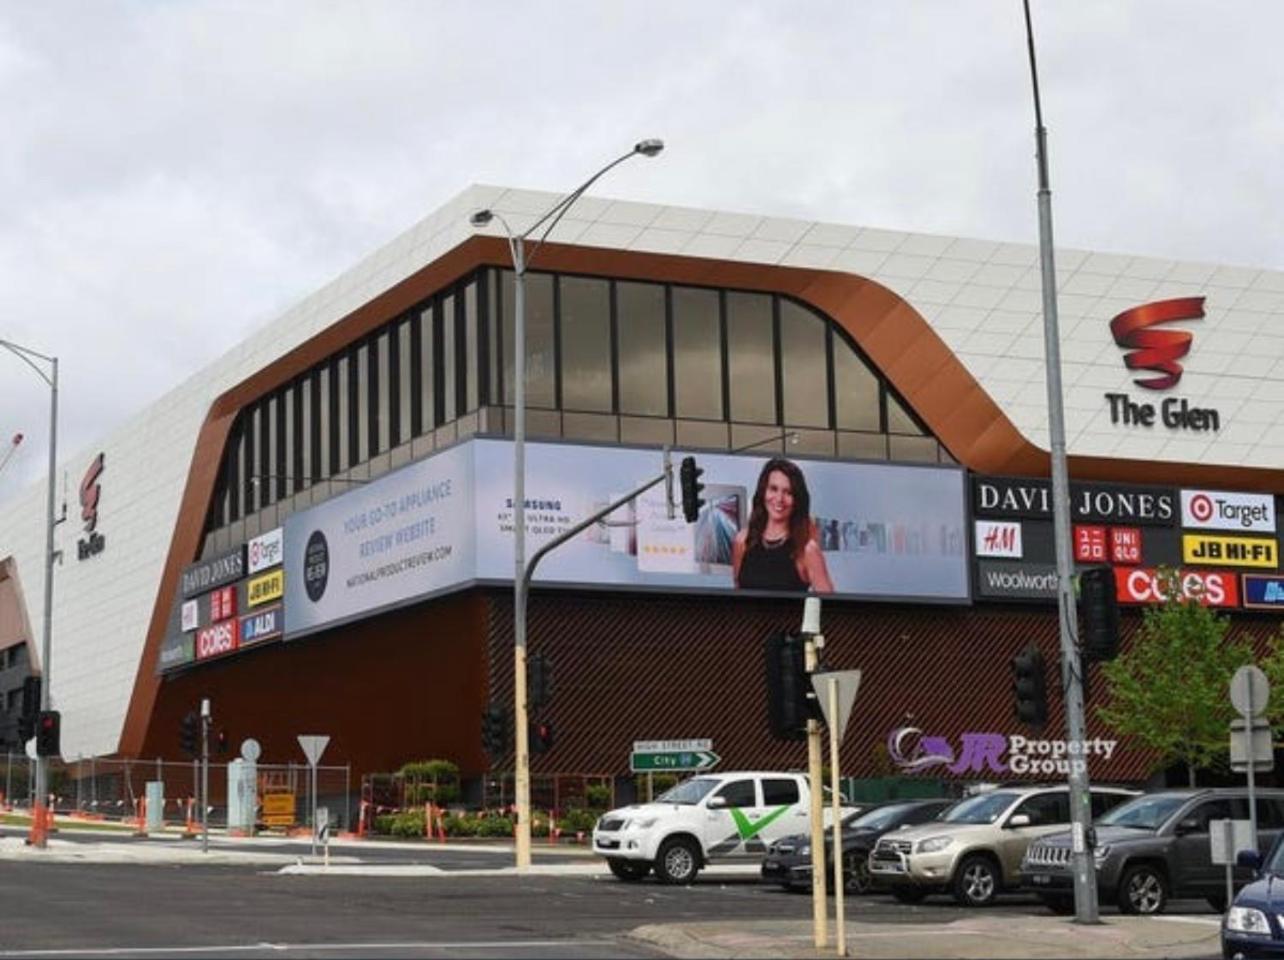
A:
[1, 1, 1280, 500]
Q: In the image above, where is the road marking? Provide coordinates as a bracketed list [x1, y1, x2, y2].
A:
[0, 940, 622, 958]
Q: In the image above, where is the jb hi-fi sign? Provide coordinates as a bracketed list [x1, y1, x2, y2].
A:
[1104, 297, 1221, 433]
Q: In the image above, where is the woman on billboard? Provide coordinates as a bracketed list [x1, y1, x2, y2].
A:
[732, 458, 834, 593]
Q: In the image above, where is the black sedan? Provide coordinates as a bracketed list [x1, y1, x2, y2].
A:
[761, 798, 954, 894]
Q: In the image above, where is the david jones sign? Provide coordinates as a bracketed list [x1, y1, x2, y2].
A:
[1105, 297, 1221, 433]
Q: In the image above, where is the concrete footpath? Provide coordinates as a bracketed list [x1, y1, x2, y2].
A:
[1, 829, 1224, 959]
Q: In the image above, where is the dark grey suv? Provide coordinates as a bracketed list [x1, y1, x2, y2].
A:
[1021, 788, 1284, 915]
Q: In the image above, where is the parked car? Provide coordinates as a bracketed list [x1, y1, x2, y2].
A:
[593, 771, 859, 884]
[1023, 788, 1284, 916]
[1223, 836, 1284, 959]
[762, 798, 954, 893]
[868, 784, 1137, 906]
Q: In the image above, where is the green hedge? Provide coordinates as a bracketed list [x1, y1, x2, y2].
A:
[476, 816, 513, 838]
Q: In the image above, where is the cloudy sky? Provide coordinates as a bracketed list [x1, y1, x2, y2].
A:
[0, 1, 1280, 501]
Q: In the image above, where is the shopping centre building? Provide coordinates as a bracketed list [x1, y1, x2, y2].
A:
[2, 184, 1283, 800]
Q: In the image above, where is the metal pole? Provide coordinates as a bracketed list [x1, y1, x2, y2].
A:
[829, 677, 846, 958]
[31, 356, 57, 848]
[1023, 0, 1098, 924]
[310, 760, 319, 858]
[1247, 685, 1259, 850]
[805, 635, 827, 948]
[511, 235, 532, 871]
[200, 698, 209, 853]
[345, 763, 351, 834]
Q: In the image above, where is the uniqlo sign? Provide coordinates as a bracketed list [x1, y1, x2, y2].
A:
[1114, 567, 1239, 608]
[196, 619, 240, 660]
[209, 585, 236, 622]
[1110, 527, 1142, 565]
[1074, 526, 1108, 563]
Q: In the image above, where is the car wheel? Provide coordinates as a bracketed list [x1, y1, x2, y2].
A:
[844, 855, 873, 895]
[891, 887, 928, 904]
[1039, 894, 1075, 915]
[952, 854, 1000, 907]
[654, 837, 701, 885]
[1117, 863, 1168, 915]
[607, 857, 651, 881]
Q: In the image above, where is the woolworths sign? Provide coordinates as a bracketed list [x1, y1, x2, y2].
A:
[976, 561, 1057, 599]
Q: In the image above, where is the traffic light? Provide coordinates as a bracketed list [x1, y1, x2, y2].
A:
[530, 720, 554, 755]
[481, 702, 509, 757]
[35, 711, 60, 758]
[18, 676, 40, 742]
[179, 711, 200, 757]
[765, 632, 820, 741]
[1079, 565, 1121, 662]
[528, 655, 553, 709]
[216, 729, 229, 755]
[679, 456, 705, 523]
[1011, 645, 1049, 727]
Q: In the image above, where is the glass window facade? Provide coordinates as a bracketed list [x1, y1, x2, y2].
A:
[206, 266, 947, 539]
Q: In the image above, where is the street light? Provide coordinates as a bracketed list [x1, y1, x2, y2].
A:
[469, 139, 664, 869]
[0, 338, 58, 849]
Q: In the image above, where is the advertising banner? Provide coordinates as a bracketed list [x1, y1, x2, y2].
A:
[1180, 490, 1275, 532]
[180, 545, 246, 599]
[470, 439, 968, 602]
[248, 526, 284, 574]
[283, 443, 476, 638]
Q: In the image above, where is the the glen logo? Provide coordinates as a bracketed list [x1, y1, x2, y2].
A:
[1103, 296, 1220, 433]
[1110, 296, 1205, 390]
[77, 452, 106, 561]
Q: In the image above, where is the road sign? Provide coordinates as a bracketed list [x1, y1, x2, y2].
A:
[812, 669, 862, 739]
[262, 792, 295, 827]
[632, 739, 712, 754]
[630, 748, 720, 773]
[240, 738, 261, 762]
[1231, 665, 1271, 717]
[1230, 716, 1274, 772]
[297, 734, 330, 767]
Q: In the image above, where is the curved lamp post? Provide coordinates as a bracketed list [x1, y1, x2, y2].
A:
[469, 139, 664, 869]
[0, 338, 58, 849]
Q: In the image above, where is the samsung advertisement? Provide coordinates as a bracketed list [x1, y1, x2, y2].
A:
[282, 438, 969, 638]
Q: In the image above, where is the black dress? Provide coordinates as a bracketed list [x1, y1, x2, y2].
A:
[738, 538, 807, 592]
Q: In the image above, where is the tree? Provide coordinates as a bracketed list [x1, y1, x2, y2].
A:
[1097, 569, 1252, 786]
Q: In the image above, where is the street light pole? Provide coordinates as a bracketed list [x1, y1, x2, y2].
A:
[1022, 1, 1099, 923]
[469, 139, 664, 869]
[0, 338, 58, 849]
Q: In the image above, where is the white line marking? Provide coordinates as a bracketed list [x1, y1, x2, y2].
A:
[0, 940, 620, 958]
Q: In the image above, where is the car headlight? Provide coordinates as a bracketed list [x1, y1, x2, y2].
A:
[800, 845, 810, 857]
[917, 836, 953, 854]
[631, 817, 658, 829]
[1226, 906, 1271, 935]
[1092, 845, 1110, 867]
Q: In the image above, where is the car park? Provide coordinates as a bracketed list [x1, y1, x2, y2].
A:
[762, 798, 954, 894]
[868, 784, 1137, 907]
[1023, 788, 1284, 916]
[593, 771, 858, 885]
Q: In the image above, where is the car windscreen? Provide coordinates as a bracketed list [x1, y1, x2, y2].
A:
[849, 803, 918, 831]
[1265, 839, 1284, 874]
[941, 791, 1019, 824]
[656, 777, 719, 805]
[1096, 794, 1189, 830]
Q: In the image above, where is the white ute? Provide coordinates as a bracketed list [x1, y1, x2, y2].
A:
[593, 771, 856, 884]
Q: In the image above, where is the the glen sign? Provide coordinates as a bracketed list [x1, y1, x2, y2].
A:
[630, 739, 719, 773]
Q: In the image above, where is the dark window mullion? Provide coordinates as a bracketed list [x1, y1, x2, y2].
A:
[409, 314, 424, 437]
[432, 299, 445, 428]
[455, 291, 467, 416]
[388, 321, 401, 445]
[367, 336, 380, 457]
[274, 392, 287, 500]
[347, 350, 360, 466]
[476, 270, 490, 410]
[608, 279, 620, 414]
[552, 274, 563, 411]
[309, 372, 322, 481]
[328, 358, 341, 476]
[226, 420, 241, 521]
[771, 296, 784, 427]
[824, 324, 836, 431]
[663, 285, 675, 419]
[292, 379, 305, 493]
[718, 290, 731, 425]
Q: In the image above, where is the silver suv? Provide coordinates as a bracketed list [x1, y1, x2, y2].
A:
[868, 785, 1137, 907]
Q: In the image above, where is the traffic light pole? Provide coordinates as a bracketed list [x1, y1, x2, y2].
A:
[1024, 0, 1099, 923]
[200, 698, 210, 855]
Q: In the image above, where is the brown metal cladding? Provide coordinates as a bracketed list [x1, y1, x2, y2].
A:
[119, 235, 1284, 759]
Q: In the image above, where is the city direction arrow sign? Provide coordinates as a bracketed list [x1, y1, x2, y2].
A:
[631, 749, 720, 773]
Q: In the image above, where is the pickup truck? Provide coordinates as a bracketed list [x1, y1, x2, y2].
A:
[593, 771, 857, 884]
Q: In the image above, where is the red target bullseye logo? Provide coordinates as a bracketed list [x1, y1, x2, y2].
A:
[1189, 494, 1214, 523]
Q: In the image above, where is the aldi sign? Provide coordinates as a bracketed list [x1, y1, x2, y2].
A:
[240, 605, 283, 646]
[1243, 575, 1284, 610]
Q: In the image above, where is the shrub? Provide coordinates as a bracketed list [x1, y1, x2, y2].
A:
[373, 814, 397, 836]
[390, 810, 426, 838]
[443, 814, 479, 837]
[558, 807, 597, 835]
[585, 784, 611, 810]
[399, 759, 461, 806]
[531, 814, 550, 838]
[476, 816, 514, 838]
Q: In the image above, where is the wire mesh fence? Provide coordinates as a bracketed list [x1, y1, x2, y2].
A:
[0, 752, 352, 831]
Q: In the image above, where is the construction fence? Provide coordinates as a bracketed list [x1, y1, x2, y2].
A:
[0, 752, 353, 832]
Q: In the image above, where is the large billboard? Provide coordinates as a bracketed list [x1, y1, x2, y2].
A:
[282, 438, 969, 639]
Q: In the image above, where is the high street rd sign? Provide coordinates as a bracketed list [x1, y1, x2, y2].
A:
[630, 739, 720, 773]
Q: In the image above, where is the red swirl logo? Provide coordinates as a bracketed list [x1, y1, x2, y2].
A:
[1109, 297, 1205, 390]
